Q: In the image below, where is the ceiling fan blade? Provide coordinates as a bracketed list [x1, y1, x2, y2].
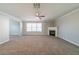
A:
[36, 16, 45, 18]
[36, 16, 42, 20]
[39, 15, 45, 17]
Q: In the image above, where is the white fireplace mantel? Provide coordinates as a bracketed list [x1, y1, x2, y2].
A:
[48, 27, 57, 37]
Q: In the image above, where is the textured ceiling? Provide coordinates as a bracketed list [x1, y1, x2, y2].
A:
[0, 3, 79, 21]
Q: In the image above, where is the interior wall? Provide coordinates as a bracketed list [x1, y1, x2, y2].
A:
[0, 15, 9, 44]
[9, 19, 22, 36]
[22, 21, 54, 35]
[54, 8, 79, 46]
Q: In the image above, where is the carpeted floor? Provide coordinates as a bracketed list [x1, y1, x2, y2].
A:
[0, 36, 79, 55]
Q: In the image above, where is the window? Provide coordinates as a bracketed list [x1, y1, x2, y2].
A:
[26, 23, 42, 32]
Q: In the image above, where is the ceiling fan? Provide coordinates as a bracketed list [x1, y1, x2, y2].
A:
[33, 3, 45, 19]
[35, 12, 45, 19]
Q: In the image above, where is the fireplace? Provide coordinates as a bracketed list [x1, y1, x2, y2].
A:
[48, 27, 57, 37]
[49, 30, 55, 36]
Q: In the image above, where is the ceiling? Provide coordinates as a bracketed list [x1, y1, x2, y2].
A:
[0, 3, 79, 21]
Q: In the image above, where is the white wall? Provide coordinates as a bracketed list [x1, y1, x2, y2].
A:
[0, 11, 22, 36]
[9, 19, 22, 36]
[22, 21, 53, 35]
[0, 15, 9, 44]
[54, 8, 79, 46]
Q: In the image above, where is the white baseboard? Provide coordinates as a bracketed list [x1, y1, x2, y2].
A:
[61, 37, 79, 47]
[58, 36, 79, 46]
[0, 39, 9, 44]
[64, 39, 79, 47]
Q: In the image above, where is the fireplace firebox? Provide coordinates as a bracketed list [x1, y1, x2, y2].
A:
[49, 30, 55, 36]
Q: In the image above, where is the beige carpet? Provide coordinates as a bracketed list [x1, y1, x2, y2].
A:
[0, 36, 79, 55]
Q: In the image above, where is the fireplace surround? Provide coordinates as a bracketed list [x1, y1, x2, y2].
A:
[48, 27, 57, 37]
